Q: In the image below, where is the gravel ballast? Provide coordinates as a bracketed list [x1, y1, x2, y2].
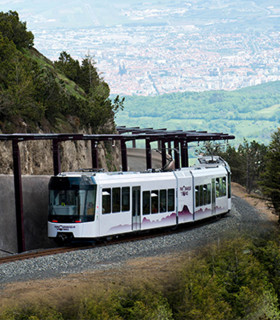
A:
[0, 195, 275, 286]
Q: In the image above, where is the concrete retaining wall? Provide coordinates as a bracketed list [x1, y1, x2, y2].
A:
[127, 148, 162, 171]
[0, 175, 55, 253]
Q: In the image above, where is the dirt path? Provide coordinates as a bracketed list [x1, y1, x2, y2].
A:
[231, 182, 278, 222]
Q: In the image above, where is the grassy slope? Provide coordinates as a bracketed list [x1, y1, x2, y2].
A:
[26, 47, 86, 100]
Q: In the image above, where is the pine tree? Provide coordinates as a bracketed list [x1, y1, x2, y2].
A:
[0, 11, 34, 49]
[260, 128, 280, 222]
[54, 51, 80, 82]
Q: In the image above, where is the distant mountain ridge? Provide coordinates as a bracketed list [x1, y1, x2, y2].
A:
[116, 81, 280, 145]
[3, 0, 280, 30]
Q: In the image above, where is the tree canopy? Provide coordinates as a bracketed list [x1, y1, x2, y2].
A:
[260, 128, 280, 221]
[199, 139, 267, 194]
[0, 11, 34, 49]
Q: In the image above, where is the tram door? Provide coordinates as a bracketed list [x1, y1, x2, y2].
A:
[132, 186, 141, 231]
[211, 178, 216, 215]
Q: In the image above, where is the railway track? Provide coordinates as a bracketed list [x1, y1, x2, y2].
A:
[0, 246, 93, 265]
[0, 214, 225, 266]
[0, 233, 162, 265]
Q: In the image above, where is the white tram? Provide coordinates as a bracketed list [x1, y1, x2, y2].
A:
[48, 156, 231, 243]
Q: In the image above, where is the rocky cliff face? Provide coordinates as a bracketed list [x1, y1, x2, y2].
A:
[0, 137, 121, 175]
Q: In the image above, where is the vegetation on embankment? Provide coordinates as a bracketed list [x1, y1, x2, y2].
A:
[1, 235, 280, 320]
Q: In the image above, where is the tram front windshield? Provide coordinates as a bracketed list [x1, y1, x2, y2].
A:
[48, 177, 96, 223]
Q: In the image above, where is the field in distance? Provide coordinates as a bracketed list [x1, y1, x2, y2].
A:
[116, 81, 280, 146]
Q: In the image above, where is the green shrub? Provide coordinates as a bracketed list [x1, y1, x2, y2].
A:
[0, 304, 63, 320]
[1, 237, 280, 320]
[76, 285, 173, 320]
[169, 238, 280, 320]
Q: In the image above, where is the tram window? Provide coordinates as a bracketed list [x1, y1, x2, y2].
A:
[219, 178, 223, 197]
[168, 189, 175, 212]
[216, 178, 220, 197]
[79, 190, 86, 216]
[216, 177, 227, 198]
[102, 188, 111, 214]
[50, 190, 78, 215]
[206, 184, 211, 204]
[86, 190, 96, 220]
[195, 184, 211, 207]
[222, 177, 227, 196]
[122, 187, 130, 211]
[112, 188, 121, 213]
[57, 190, 76, 206]
[202, 185, 208, 206]
[199, 185, 204, 206]
[195, 186, 199, 207]
[143, 191, 150, 215]
[151, 190, 159, 214]
[228, 174, 231, 199]
[160, 189, 167, 212]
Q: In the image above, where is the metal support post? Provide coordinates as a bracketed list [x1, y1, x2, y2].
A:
[157, 140, 161, 150]
[181, 141, 189, 167]
[121, 139, 128, 171]
[174, 140, 180, 169]
[161, 140, 167, 168]
[52, 139, 61, 176]
[91, 140, 98, 168]
[168, 141, 172, 156]
[145, 139, 152, 169]
[12, 139, 25, 253]
[185, 142, 189, 167]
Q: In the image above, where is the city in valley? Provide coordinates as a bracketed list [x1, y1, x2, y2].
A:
[4, 0, 280, 96]
[34, 25, 280, 96]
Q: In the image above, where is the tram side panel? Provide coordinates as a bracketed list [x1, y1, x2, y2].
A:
[96, 172, 177, 237]
[97, 182, 133, 237]
[140, 174, 177, 231]
[191, 167, 229, 221]
[175, 170, 194, 224]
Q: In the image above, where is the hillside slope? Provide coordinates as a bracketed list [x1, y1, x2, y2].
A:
[0, 11, 124, 134]
[0, 11, 123, 174]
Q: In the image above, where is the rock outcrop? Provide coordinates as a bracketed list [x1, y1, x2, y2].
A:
[0, 136, 121, 175]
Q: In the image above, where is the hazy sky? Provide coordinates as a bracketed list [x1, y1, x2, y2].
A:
[2, 0, 280, 30]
